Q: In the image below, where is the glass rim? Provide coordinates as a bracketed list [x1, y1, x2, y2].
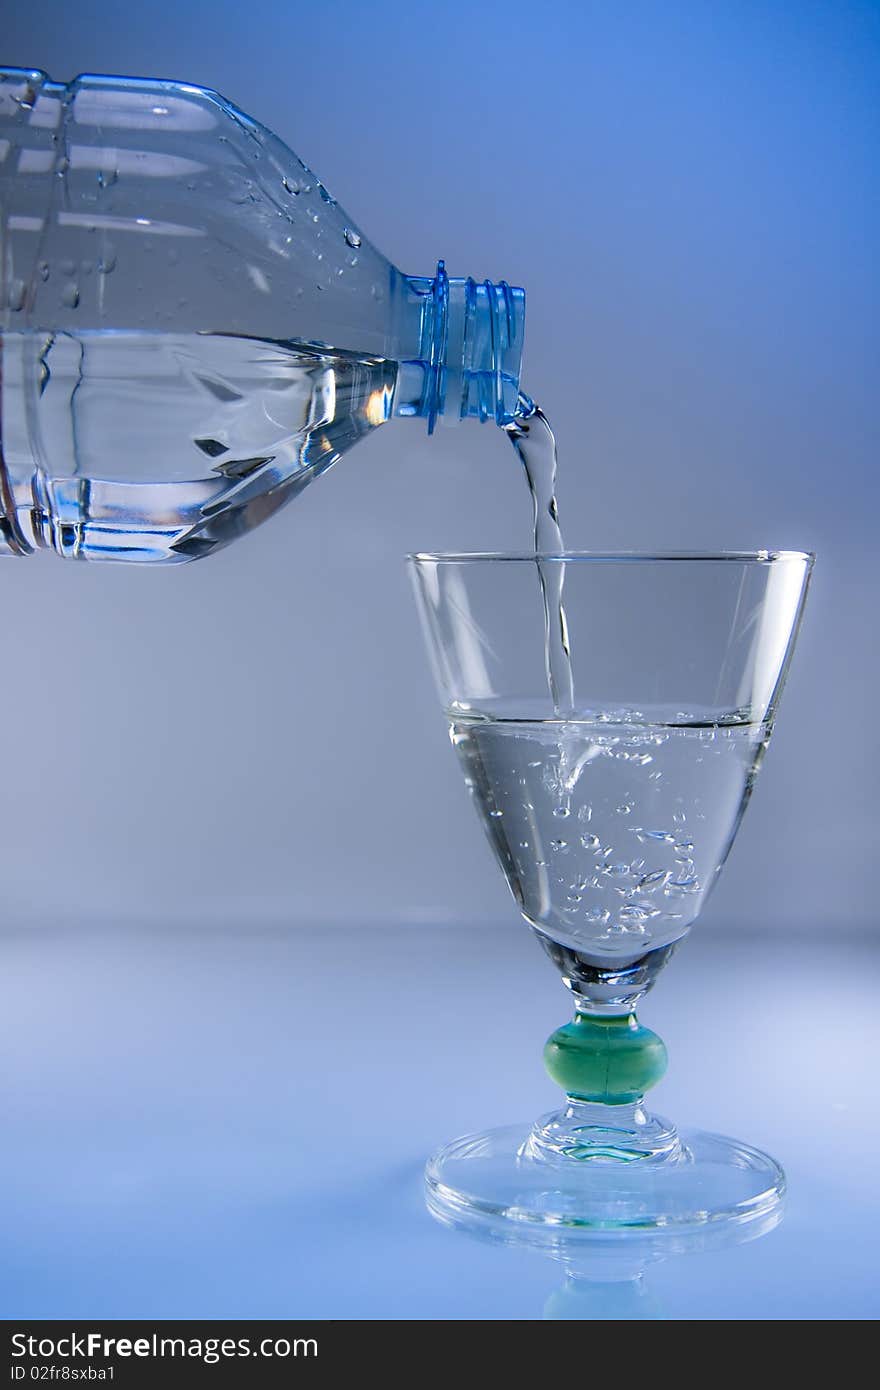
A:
[408, 549, 815, 565]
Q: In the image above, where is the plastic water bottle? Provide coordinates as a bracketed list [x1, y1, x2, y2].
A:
[0, 69, 525, 562]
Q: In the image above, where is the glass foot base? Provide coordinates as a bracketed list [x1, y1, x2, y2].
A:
[426, 1120, 785, 1247]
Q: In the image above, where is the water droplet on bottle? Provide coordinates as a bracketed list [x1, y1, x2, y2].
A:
[616, 803, 632, 815]
[552, 806, 569, 818]
[577, 805, 592, 822]
[673, 810, 687, 825]
[7, 279, 26, 311]
[519, 841, 529, 849]
[97, 168, 118, 190]
[15, 85, 36, 112]
[489, 809, 503, 818]
[550, 840, 568, 853]
[674, 840, 695, 857]
[580, 833, 600, 851]
[318, 184, 336, 205]
[39, 262, 50, 282]
[61, 282, 80, 308]
[56, 156, 69, 177]
[60, 259, 76, 276]
[343, 227, 362, 249]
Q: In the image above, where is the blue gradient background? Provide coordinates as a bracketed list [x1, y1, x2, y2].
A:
[1, 0, 878, 1320]
[0, 0, 877, 931]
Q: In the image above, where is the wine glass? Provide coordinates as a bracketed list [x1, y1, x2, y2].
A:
[409, 551, 812, 1235]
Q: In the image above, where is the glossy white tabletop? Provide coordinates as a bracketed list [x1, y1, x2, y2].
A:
[1, 923, 876, 1320]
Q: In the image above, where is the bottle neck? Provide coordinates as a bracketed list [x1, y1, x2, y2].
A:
[392, 261, 525, 431]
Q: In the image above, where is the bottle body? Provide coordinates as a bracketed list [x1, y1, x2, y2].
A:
[0, 70, 524, 561]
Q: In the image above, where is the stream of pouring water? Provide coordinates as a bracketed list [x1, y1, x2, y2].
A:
[504, 398, 575, 713]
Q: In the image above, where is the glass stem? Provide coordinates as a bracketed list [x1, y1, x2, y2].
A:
[525, 1010, 680, 1164]
[544, 1011, 667, 1105]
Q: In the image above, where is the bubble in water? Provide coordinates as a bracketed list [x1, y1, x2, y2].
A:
[343, 228, 362, 249]
[633, 828, 673, 844]
[7, 279, 26, 311]
[489, 809, 503, 818]
[614, 906, 647, 928]
[618, 905, 650, 923]
[637, 869, 669, 889]
[519, 841, 529, 848]
[585, 907, 610, 925]
[61, 283, 80, 308]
